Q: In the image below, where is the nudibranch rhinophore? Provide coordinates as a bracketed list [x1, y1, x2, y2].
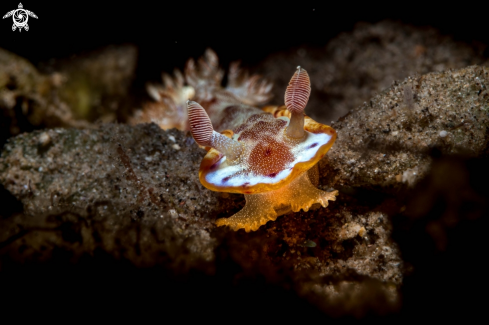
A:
[188, 67, 338, 232]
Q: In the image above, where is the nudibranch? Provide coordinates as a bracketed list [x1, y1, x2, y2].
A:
[188, 67, 338, 232]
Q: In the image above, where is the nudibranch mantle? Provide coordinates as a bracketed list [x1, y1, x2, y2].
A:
[200, 113, 336, 194]
[188, 65, 339, 232]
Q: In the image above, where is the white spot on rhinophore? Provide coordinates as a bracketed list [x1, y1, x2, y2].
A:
[168, 135, 176, 142]
[439, 130, 448, 138]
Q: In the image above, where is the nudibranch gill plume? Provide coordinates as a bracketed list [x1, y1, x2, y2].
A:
[188, 67, 338, 232]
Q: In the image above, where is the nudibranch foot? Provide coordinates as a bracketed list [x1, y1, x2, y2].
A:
[288, 173, 338, 213]
[215, 171, 337, 232]
[215, 195, 278, 232]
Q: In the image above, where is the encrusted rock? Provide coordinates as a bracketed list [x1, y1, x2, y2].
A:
[322, 66, 489, 191]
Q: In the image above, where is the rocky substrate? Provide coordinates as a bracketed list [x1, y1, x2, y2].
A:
[1, 21, 488, 320]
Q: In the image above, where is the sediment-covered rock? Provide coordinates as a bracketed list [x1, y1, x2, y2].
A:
[322, 65, 489, 191]
[2, 65, 487, 315]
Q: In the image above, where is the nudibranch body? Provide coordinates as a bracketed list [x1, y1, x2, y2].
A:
[188, 66, 338, 232]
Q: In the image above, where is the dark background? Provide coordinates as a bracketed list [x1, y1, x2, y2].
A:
[2, 2, 489, 320]
[2, 2, 488, 86]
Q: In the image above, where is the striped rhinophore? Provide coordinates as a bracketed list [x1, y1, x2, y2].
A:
[187, 101, 214, 146]
[284, 66, 311, 113]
